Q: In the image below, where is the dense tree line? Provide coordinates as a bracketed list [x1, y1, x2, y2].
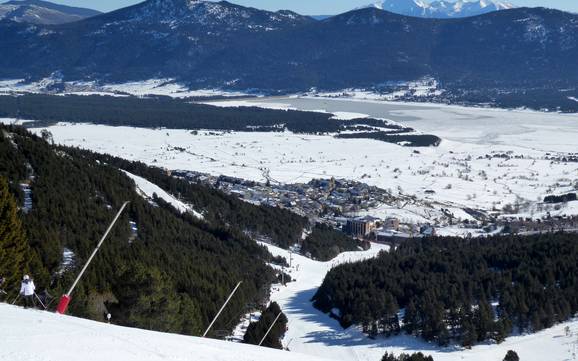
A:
[382, 352, 434, 361]
[243, 302, 288, 349]
[544, 193, 577, 204]
[336, 132, 441, 147]
[313, 236, 578, 347]
[0, 94, 389, 134]
[440, 87, 578, 113]
[0, 124, 291, 337]
[301, 224, 362, 261]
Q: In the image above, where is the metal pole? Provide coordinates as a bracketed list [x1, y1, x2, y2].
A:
[66, 202, 129, 297]
[203, 281, 242, 338]
[258, 312, 283, 346]
[11, 294, 20, 305]
[34, 293, 46, 310]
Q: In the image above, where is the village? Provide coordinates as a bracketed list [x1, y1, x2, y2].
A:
[170, 169, 578, 245]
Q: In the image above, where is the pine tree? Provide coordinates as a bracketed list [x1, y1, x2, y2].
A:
[404, 300, 419, 335]
[503, 350, 519, 361]
[381, 352, 397, 361]
[0, 177, 30, 291]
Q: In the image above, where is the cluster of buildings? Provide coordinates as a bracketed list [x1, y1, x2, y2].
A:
[172, 171, 391, 219]
[171, 169, 578, 245]
[172, 169, 440, 244]
[498, 214, 578, 235]
[340, 215, 435, 244]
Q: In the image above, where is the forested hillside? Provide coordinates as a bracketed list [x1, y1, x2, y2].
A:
[313, 236, 578, 347]
[301, 224, 364, 261]
[75, 150, 309, 249]
[0, 124, 299, 337]
[0, 4, 576, 110]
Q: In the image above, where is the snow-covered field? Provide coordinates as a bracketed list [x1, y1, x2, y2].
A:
[206, 97, 578, 217]
[0, 78, 251, 98]
[23, 108, 578, 220]
[262, 242, 578, 361]
[304, 77, 445, 101]
[0, 304, 332, 361]
[100, 79, 251, 98]
[3, 93, 578, 220]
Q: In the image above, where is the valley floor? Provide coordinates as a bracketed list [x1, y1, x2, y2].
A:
[13, 95, 578, 223]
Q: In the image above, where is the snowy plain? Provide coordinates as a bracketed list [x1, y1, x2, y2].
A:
[23, 95, 578, 222]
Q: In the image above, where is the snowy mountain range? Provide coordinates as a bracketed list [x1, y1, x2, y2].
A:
[363, 0, 516, 18]
[99, 0, 310, 32]
[0, 0, 100, 24]
[0, 0, 576, 107]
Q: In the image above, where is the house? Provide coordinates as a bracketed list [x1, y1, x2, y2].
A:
[384, 217, 400, 231]
[345, 216, 380, 238]
[420, 225, 436, 237]
[376, 229, 416, 245]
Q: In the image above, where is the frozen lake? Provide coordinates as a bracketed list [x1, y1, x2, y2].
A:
[213, 96, 578, 153]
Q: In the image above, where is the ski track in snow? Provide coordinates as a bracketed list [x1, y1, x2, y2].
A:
[0, 243, 576, 361]
[122, 170, 203, 219]
[0, 304, 332, 361]
[262, 242, 578, 361]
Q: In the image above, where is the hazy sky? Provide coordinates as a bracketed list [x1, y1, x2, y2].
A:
[26, 0, 578, 14]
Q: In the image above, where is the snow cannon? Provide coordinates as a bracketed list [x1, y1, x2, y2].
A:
[55, 202, 129, 316]
[56, 294, 71, 314]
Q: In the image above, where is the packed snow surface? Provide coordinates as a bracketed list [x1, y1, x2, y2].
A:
[0, 304, 332, 361]
[262, 242, 578, 361]
[2, 242, 576, 361]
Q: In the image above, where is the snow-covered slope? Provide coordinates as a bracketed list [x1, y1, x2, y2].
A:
[0, 304, 332, 361]
[1, 242, 576, 361]
[0, 0, 100, 24]
[260, 242, 578, 361]
[364, 0, 516, 18]
[122, 170, 203, 219]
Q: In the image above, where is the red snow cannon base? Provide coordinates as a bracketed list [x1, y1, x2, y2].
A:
[56, 295, 71, 314]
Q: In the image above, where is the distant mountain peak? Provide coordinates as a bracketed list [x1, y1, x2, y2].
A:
[87, 0, 312, 36]
[0, 0, 100, 24]
[363, 0, 516, 18]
